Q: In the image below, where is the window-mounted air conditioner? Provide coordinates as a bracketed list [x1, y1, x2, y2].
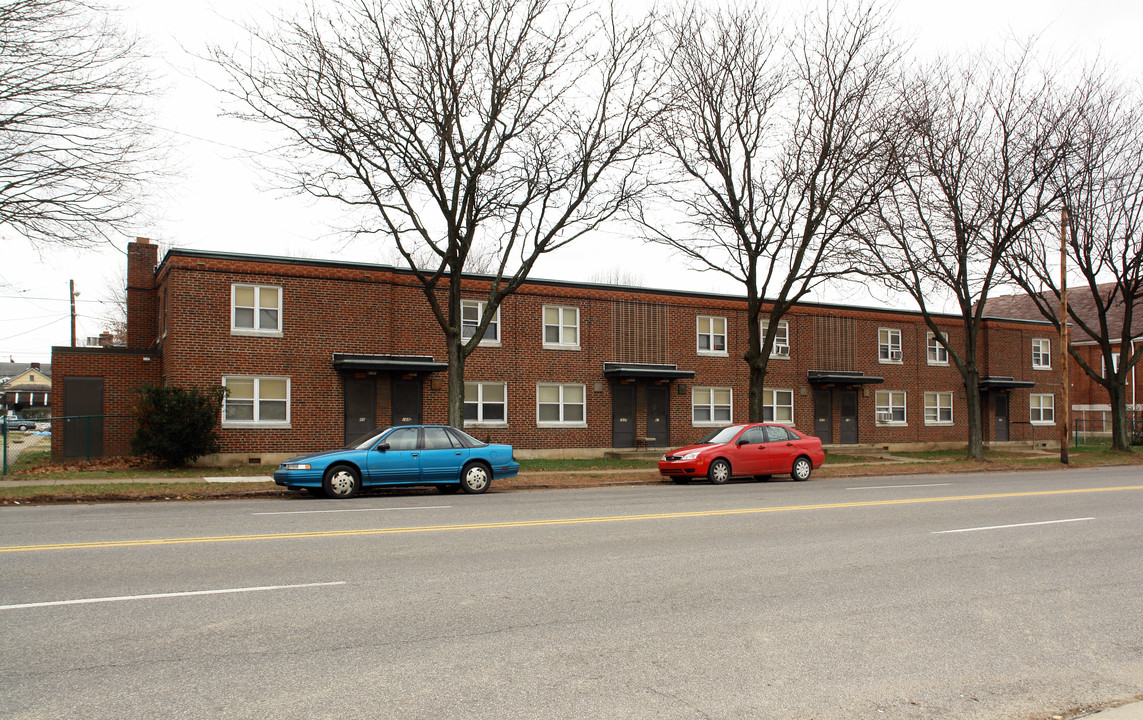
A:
[877, 411, 895, 423]
[888, 350, 902, 360]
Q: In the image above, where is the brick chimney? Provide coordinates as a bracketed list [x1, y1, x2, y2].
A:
[98, 331, 114, 347]
[126, 237, 159, 349]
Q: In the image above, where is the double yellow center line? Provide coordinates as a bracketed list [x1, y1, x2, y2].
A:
[3, 485, 1141, 553]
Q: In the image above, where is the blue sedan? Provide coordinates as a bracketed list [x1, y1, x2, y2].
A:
[273, 425, 520, 499]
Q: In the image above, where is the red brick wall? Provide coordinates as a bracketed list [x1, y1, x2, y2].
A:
[52, 248, 1067, 458]
[49, 347, 161, 458]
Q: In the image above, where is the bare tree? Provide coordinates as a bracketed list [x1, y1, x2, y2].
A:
[861, 48, 1070, 459]
[211, 0, 662, 426]
[0, 0, 159, 249]
[1003, 72, 1143, 451]
[640, 1, 900, 422]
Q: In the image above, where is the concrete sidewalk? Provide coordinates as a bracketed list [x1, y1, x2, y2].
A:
[1082, 702, 1143, 719]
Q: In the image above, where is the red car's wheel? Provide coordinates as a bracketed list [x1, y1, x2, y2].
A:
[708, 458, 731, 484]
[791, 456, 813, 482]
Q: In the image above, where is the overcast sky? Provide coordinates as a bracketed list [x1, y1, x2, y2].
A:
[3, 0, 1141, 365]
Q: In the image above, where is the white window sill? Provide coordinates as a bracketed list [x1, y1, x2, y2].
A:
[222, 422, 292, 429]
[769, 352, 792, 361]
[1032, 365, 1052, 371]
[927, 360, 949, 366]
[464, 421, 508, 428]
[476, 340, 502, 348]
[231, 329, 284, 338]
[543, 344, 580, 351]
[1030, 420, 1056, 426]
[697, 351, 729, 358]
[536, 422, 588, 428]
[924, 421, 954, 427]
[875, 421, 908, 427]
[878, 359, 903, 365]
[692, 420, 732, 427]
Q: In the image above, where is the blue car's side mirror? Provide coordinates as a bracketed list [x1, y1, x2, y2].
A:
[375, 442, 390, 452]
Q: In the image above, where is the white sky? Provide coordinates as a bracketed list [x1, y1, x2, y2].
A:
[3, 0, 1141, 364]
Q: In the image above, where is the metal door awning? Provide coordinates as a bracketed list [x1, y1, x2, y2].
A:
[332, 354, 447, 373]
[806, 371, 884, 385]
[978, 376, 1035, 390]
[602, 363, 695, 380]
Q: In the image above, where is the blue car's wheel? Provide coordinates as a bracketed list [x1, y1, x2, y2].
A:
[323, 464, 361, 499]
[460, 462, 491, 494]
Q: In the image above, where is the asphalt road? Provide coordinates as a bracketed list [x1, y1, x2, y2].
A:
[2, 467, 1141, 720]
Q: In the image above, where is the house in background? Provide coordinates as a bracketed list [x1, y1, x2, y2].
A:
[1, 362, 51, 417]
[49, 239, 1064, 465]
[984, 285, 1142, 435]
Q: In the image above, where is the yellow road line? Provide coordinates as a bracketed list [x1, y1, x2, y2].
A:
[3, 485, 1141, 554]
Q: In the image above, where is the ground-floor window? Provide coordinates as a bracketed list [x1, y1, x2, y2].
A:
[693, 386, 732, 425]
[875, 390, 907, 425]
[537, 383, 585, 425]
[924, 391, 953, 425]
[464, 382, 507, 424]
[762, 389, 794, 423]
[222, 375, 290, 426]
[1030, 393, 1055, 424]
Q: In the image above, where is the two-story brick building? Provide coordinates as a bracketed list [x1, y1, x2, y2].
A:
[50, 239, 1063, 464]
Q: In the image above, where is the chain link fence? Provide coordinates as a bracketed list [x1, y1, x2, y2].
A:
[2, 415, 135, 475]
[1072, 413, 1143, 447]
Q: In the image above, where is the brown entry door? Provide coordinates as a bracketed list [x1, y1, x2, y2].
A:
[995, 393, 1009, 441]
[63, 377, 104, 458]
[646, 386, 669, 447]
[391, 378, 423, 426]
[344, 378, 376, 444]
[612, 384, 636, 448]
[839, 390, 858, 444]
[813, 389, 832, 444]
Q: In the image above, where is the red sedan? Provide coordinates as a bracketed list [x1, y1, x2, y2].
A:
[658, 423, 825, 484]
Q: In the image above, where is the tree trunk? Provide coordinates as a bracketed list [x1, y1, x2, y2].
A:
[963, 370, 984, 460]
[446, 339, 466, 428]
[1107, 380, 1131, 452]
[747, 358, 767, 423]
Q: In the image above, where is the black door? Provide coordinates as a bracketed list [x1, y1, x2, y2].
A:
[995, 392, 1009, 441]
[391, 378, 423, 426]
[612, 384, 636, 448]
[813, 389, 832, 444]
[646, 386, 669, 447]
[63, 376, 103, 458]
[840, 390, 858, 444]
[344, 378, 376, 444]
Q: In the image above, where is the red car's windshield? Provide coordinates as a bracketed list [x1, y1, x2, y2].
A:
[698, 425, 746, 444]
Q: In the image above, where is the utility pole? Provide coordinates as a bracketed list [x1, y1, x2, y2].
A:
[1060, 208, 1070, 464]
[70, 279, 77, 347]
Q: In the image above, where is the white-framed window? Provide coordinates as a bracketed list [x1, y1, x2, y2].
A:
[1032, 338, 1051, 369]
[222, 376, 290, 426]
[1030, 393, 1055, 424]
[543, 305, 580, 349]
[697, 316, 728, 355]
[878, 328, 902, 362]
[875, 390, 907, 424]
[692, 386, 732, 425]
[762, 319, 791, 358]
[762, 389, 794, 423]
[461, 299, 500, 346]
[924, 391, 953, 425]
[537, 383, 585, 425]
[1103, 352, 1120, 378]
[464, 382, 507, 424]
[927, 332, 949, 365]
[231, 284, 282, 335]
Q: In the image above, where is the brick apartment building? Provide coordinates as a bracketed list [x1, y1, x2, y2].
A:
[50, 239, 1064, 464]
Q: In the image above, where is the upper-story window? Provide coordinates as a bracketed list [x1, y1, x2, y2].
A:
[461, 300, 500, 346]
[697, 316, 727, 355]
[762, 319, 790, 358]
[543, 305, 580, 349]
[222, 375, 290, 427]
[1031, 338, 1051, 369]
[1104, 352, 1120, 377]
[232, 284, 282, 336]
[927, 332, 949, 365]
[878, 328, 902, 362]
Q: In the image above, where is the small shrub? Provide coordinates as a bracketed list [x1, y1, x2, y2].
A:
[131, 384, 227, 467]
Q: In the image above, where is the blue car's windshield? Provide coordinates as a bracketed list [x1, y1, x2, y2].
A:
[699, 425, 746, 445]
[345, 428, 392, 450]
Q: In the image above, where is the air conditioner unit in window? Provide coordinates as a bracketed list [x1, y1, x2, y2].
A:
[877, 411, 895, 423]
[772, 345, 790, 357]
[889, 350, 902, 360]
